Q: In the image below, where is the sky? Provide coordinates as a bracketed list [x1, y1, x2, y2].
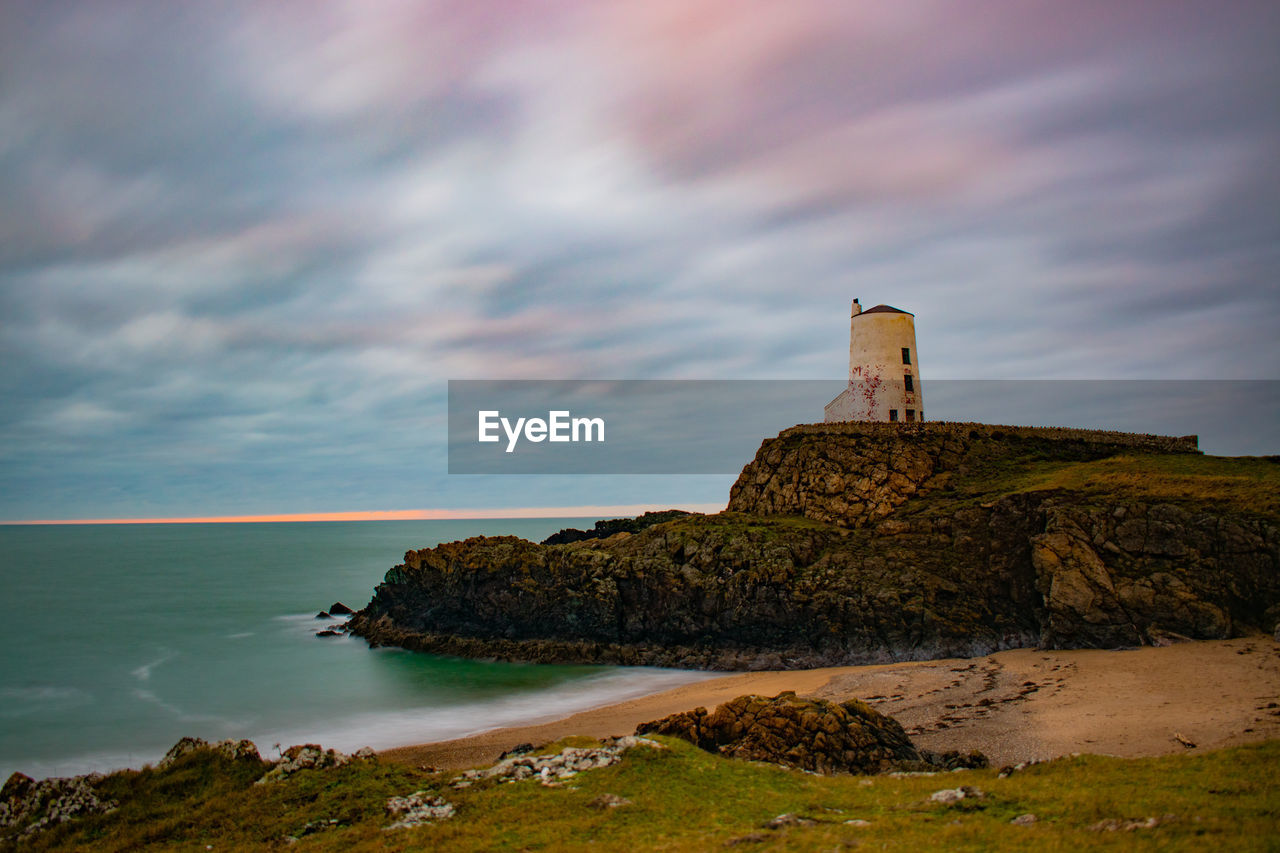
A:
[1, 0, 1278, 522]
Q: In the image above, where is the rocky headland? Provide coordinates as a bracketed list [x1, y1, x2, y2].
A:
[347, 422, 1280, 669]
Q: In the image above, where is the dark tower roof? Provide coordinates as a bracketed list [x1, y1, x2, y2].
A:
[854, 304, 913, 317]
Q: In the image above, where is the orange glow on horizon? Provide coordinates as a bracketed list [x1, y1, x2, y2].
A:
[4, 503, 727, 526]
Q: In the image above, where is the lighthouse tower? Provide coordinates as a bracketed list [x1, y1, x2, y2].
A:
[824, 299, 923, 423]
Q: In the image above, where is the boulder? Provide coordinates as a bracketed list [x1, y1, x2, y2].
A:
[452, 737, 663, 787]
[498, 743, 536, 760]
[254, 743, 371, 785]
[1, 773, 33, 802]
[384, 792, 455, 830]
[587, 793, 632, 809]
[329, 602, 354, 616]
[920, 749, 989, 770]
[0, 772, 117, 839]
[636, 692, 923, 774]
[929, 786, 985, 805]
[158, 736, 260, 768]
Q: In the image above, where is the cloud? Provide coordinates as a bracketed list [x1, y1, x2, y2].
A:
[1, 0, 1277, 519]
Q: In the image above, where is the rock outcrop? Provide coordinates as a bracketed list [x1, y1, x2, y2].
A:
[636, 692, 986, 774]
[254, 743, 376, 785]
[1028, 500, 1277, 647]
[384, 792, 455, 830]
[348, 423, 1280, 668]
[0, 772, 116, 840]
[727, 422, 1199, 528]
[542, 510, 695, 545]
[2, 737, 382, 841]
[158, 736, 261, 768]
[450, 736, 664, 788]
[636, 692, 919, 774]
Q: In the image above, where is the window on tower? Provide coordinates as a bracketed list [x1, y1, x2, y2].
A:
[906, 409, 915, 422]
[889, 409, 899, 422]
[904, 374, 914, 392]
[902, 347, 911, 365]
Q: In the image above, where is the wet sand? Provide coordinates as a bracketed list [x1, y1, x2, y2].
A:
[379, 637, 1280, 771]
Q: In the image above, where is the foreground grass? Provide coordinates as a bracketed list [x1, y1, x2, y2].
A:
[10, 737, 1279, 852]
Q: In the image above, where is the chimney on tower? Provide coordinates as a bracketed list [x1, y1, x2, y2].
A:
[851, 298, 862, 317]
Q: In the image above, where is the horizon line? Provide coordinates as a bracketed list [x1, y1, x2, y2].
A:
[1, 503, 728, 526]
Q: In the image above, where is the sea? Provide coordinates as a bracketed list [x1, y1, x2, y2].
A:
[0, 519, 711, 780]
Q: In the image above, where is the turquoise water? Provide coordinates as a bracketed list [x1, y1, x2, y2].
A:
[0, 520, 708, 779]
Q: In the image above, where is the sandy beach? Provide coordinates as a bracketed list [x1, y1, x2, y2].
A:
[380, 636, 1280, 771]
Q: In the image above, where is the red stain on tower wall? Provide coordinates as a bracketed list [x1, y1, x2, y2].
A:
[850, 366, 883, 420]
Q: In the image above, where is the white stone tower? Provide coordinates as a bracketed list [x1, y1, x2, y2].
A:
[824, 299, 923, 423]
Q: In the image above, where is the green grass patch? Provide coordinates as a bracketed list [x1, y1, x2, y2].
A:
[1002, 454, 1280, 517]
[14, 738, 1280, 852]
[903, 447, 1280, 520]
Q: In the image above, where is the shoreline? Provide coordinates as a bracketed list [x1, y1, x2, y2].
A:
[378, 636, 1280, 771]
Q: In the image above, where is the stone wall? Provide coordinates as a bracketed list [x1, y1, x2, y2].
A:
[778, 421, 1200, 453]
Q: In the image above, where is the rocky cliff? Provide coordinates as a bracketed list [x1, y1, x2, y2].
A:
[727, 422, 1200, 527]
[348, 423, 1280, 669]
